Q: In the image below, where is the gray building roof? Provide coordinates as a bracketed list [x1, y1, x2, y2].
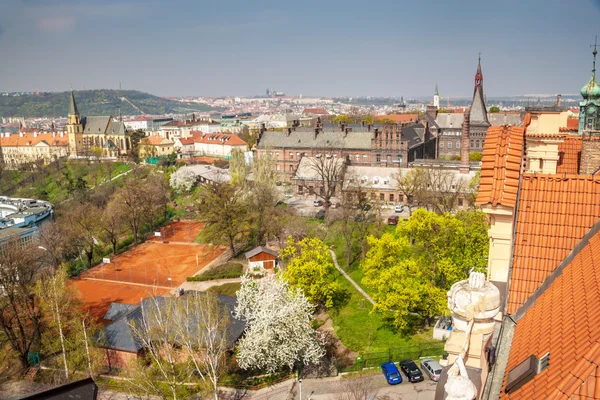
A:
[69, 91, 79, 115]
[244, 246, 278, 259]
[435, 113, 523, 130]
[257, 127, 373, 150]
[402, 123, 426, 149]
[435, 114, 465, 130]
[100, 293, 245, 353]
[488, 113, 524, 126]
[470, 87, 490, 127]
[82, 116, 111, 135]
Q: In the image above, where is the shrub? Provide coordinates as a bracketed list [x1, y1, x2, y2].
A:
[187, 272, 243, 282]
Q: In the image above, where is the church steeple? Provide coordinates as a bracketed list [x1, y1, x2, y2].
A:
[470, 54, 490, 127]
[433, 82, 440, 108]
[579, 37, 600, 135]
[69, 90, 79, 116]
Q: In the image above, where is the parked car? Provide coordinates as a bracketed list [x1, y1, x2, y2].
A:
[313, 200, 323, 207]
[324, 200, 332, 207]
[380, 362, 402, 385]
[420, 358, 443, 382]
[399, 360, 424, 383]
[315, 209, 326, 220]
[355, 213, 376, 223]
[388, 215, 399, 225]
[394, 205, 404, 213]
[363, 204, 372, 211]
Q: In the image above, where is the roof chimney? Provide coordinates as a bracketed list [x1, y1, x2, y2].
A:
[344, 127, 349, 138]
[556, 94, 562, 107]
[287, 128, 292, 137]
[368, 124, 372, 133]
[373, 128, 379, 140]
[314, 128, 319, 140]
[460, 108, 471, 174]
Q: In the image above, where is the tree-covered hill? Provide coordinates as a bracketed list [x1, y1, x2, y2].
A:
[0, 90, 222, 118]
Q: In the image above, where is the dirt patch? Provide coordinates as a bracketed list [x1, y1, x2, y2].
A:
[71, 279, 170, 322]
[0, 381, 52, 399]
[150, 220, 204, 243]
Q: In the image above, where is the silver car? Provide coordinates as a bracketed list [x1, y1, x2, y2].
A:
[420, 358, 443, 382]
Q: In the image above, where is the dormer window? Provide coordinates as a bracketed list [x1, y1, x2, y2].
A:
[505, 353, 550, 394]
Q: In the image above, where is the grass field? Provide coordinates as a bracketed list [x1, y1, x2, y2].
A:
[207, 282, 241, 297]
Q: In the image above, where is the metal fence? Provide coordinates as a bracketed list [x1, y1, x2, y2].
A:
[339, 344, 445, 372]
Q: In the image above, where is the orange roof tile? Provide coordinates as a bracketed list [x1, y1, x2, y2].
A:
[501, 225, 600, 399]
[476, 125, 525, 208]
[507, 173, 600, 314]
[144, 136, 172, 146]
[375, 114, 419, 124]
[192, 132, 247, 146]
[0, 132, 68, 147]
[557, 137, 582, 175]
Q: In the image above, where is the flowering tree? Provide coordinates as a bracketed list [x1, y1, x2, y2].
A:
[234, 275, 324, 373]
[169, 167, 197, 192]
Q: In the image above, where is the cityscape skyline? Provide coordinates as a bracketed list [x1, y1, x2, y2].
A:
[0, 0, 599, 98]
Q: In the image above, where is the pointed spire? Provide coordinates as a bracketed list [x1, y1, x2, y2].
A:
[475, 53, 483, 89]
[435, 82, 439, 96]
[592, 35, 597, 76]
[470, 54, 490, 126]
[69, 91, 79, 115]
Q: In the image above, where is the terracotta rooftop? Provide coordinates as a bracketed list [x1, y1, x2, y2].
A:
[475, 125, 525, 208]
[375, 114, 419, 124]
[192, 132, 247, 146]
[144, 136, 173, 146]
[557, 137, 582, 175]
[507, 173, 600, 314]
[178, 138, 194, 145]
[303, 108, 329, 115]
[0, 132, 68, 147]
[501, 222, 600, 399]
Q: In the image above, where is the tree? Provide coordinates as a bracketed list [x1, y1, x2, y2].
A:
[362, 209, 489, 330]
[0, 239, 44, 369]
[129, 129, 146, 163]
[466, 171, 480, 208]
[335, 378, 380, 400]
[361, 116, 374, 125]
[228, 148, 250, 186]
[489, 106, 501, 113]
[469, 152, 483, 162]
[197, 180, 251, 253]
[332, 114, 352, 124]
[248, 151, 279, 245]
[234, 275, 324, 373]
[395, 168, 427, 215]
[420, 168, 470, 214]
[128, 293, 231, 400]
[112, 174, 151, 244]
[37, 221, 72, 271]
[279, 237, 347, 309]
[100, 201, 126, 255]
[61, 203, 102, 269]
[296, 156, 345, 215]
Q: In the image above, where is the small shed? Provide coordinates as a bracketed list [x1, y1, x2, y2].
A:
[244, 246, 278, 271]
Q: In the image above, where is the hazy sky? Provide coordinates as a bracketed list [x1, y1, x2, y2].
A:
[0, 0, 599, 98]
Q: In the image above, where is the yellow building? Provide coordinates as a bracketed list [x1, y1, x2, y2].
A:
[67, 92, 131, 157]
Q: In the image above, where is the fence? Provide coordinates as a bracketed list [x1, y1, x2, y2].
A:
[338, 344, 445, 373]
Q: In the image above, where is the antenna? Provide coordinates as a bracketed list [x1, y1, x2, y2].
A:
[591, 35, 598, 74]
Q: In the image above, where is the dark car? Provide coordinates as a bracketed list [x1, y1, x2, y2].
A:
[399, 360, 424, 383]
[354, 213, 376, 223]
[313, 200, 324, 207]
[380, 362, 402, 385]
[388, 215, 399, 225]
[315, 209, 326, 220]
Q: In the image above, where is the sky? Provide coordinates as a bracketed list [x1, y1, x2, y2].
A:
[0, 0, 599, 98]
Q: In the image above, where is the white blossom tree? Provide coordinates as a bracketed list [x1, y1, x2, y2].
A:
[234, 275, 324, 373]
[169, 167, 197, 192]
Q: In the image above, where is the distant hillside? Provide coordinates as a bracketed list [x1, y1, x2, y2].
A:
[0, 90, 222, 118]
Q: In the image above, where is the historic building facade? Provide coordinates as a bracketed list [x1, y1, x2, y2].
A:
[67, 92, 130, 157]
[579, 44, 600, 135]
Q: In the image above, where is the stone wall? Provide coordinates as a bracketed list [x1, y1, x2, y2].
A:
[580, 139, 600, 175]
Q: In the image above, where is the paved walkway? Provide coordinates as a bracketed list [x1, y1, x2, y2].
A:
[328, 249, 375, 306]
[179, 277, 242, 292]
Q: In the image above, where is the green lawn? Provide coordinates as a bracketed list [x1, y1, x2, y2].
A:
[202, 262, 243, 277]
[329, 272, 443, 354]
[207, 282, 241, 297]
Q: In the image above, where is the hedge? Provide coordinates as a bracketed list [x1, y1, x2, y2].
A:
[186, 272, 243, 282]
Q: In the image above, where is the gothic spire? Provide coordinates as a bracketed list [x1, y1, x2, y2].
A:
[470, 54, 490, 126]
[435, 81, 439, 96]
[69, 91, 79, 115]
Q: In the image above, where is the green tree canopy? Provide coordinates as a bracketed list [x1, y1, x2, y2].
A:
[489, 106, 501, 113]
[469, 152, 483, 162]
[332, 114, 352, 124]
[280, 237, 347, 309]
[362, 209, 489, 330]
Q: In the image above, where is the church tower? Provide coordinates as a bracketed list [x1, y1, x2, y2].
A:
[67, 91, 84, 156]
[433, 82, 440, 109]
[468, 55, 491, 152]
[579, 39, 600, 135]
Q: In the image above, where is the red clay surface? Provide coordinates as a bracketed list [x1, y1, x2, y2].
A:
[151, 220, 204, 243]
[81, 241, 225, 287]
[71, 279, 170, 322]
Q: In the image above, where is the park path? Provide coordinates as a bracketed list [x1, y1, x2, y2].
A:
[328, 249, 375, 306]
[179, 277, 242, 292]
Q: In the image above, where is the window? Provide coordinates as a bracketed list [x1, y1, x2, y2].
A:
[289, 165, 294, 171]
[290, 153, 294, 160]
[440, 142, 445, 148]
[386, 155, 392, 164]
[448, 142, 452, 149]
[456, 142, 460, 149]
[355, 154, 360, 161]
[458, 198, 464, 207]
[471, 140, 474, 147]
[397, 155, 403, 163]
[380, 193, 385, 201]
[276, 164, 280, 171]
[319, 187, 324, 195]
[389, 193, 394, 202]
[376, 154, 381, 162]
[363, 154, 368, 160]
[297, 152, 301, 158]
[298, 185, 303, 193]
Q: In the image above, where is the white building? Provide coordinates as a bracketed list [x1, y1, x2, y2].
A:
[193, 133, 247, 158]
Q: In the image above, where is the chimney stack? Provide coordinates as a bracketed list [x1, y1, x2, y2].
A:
[556, 94, 562, 107]
[368, 124, 372, 133]
[361, 120, 365, 127]
[344, 127, 349, 138]
[287, 128, 292, 137]
[314, 128, 319, 140]
[373, 128, 379, 140]
[460, 108, 471, 174]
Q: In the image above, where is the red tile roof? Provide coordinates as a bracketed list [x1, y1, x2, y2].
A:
[557, 137, 582, 175]
[144, 137, 172, 146]
[303, 108, 329, 115]
[0, 132, 68, 147]
[476, 125, 525, 208]
[178, 138, 194, 145]
[375, 114, 419, 124]
[507, 173, 600, 314]
[192, 132, 247, 146]
[501, 224, 600, 399]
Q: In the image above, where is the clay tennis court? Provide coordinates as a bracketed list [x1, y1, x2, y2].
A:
[71, 280, 170, 321]
[81, 241, 226, 287]
[151, 220, 204, 243]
